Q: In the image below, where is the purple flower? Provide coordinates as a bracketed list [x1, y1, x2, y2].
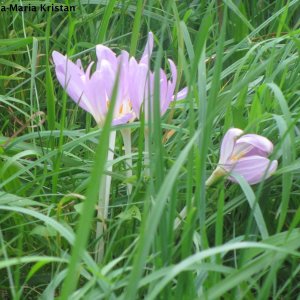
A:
[206, 128, 278, 186]
[52, 32, 187, 126]
[52, 47, 134, 126]
[128, 32, 188, 119]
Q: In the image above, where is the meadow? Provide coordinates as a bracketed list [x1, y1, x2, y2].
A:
[1, 1, 300, 299]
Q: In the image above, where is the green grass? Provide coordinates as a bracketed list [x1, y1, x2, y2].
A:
[1, 0, 300, 299]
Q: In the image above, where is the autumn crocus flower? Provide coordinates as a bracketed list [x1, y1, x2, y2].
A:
[52, 47, 134, 126]
[52, 32, 187, 125]
[206, 128, 278, 186]
[128, 32, 188, 119]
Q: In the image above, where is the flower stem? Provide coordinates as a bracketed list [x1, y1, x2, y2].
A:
[205, 166, 226, 187]
[121, 128, 132, 195]
[95, 130, 116, 263]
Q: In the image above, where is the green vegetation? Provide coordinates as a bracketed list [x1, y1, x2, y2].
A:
[0, 0, 300, 299]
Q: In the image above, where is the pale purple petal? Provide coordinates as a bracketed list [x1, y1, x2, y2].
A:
[52, 51, 92, 113]
[112, 113, 134, 126]
[140, 32, 154, 65]
[97, 59, 116, 99]
[83, 62, 94, 81]
[167, 59, 177, 96]
[128, 57, 140, 115]
[230, 143, 254, 161]
[165, 59, 177, 109]
[236, 134, 274, 157]
[158, 69, 168, 115]
[55, 69, 84, 104]
[96, 45, 117, 71]
[128, 57, 148, 117]
[52, 51, 83, 76]
[117, 50, 130, 101]
[172, 87, 188, 100]
[52, 50, 66, 65]
[84, 70, 108, 123]
[219, 128, 243, 164]
[228, 156, 278, 185]
[128, 56, 138, 75]
[76, 59, 83, 71]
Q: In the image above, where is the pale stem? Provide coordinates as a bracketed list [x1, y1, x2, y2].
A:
[205, 166, 226, 187]
[121, 128, 132, 195]
[95, 130, 116, 263]
[173, 166, 226, 230]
